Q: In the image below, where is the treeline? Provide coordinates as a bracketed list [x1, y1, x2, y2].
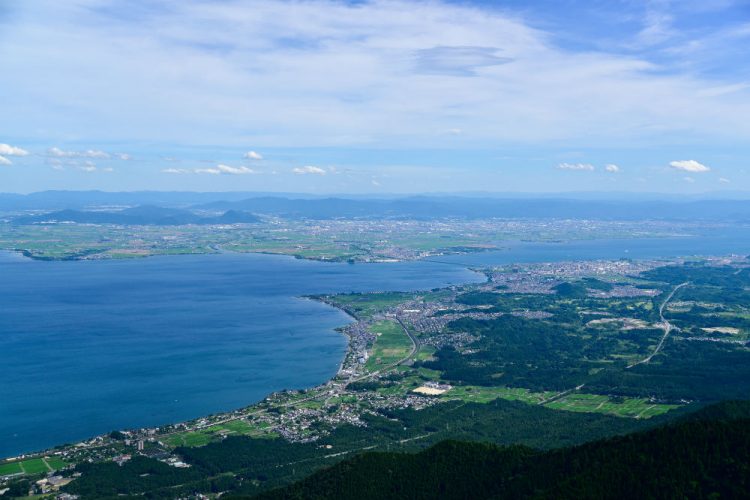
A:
[255, 401, 750, 499]
[423, 315, 659, 392]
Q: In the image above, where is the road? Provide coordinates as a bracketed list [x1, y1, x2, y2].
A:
[627, 281, 689, 368]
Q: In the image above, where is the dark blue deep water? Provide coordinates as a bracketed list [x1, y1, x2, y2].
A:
[0, 252, 482, 457]
[1, 228, 748, 457]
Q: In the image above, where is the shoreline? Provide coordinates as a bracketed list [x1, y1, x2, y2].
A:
[1, 249, 743, 464]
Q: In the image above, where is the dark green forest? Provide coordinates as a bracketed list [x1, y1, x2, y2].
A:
[255, 401, 750, 500]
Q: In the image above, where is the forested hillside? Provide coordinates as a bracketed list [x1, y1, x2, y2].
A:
[255, 401, 750, 499]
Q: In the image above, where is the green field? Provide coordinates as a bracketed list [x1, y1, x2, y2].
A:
[0, 456, 68, 477]
[163, 419, 278, 448]
[324, 292, 414, 319]
[440, 386, 679, 419]
[0, 461, 23, 476]
[543, 393, 680, 418]
[443, 386, 557, 405]
[365, 320, 413, 370]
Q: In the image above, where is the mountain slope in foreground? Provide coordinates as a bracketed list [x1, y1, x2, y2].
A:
[254, 401, 750, 500]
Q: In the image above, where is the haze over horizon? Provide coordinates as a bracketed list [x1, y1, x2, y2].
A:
[1, 0, 749, 194]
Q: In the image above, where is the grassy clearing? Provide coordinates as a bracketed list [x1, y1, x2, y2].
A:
[443, 386, 556, 405]
[441, 385, 679, 419]
[415, 345, 437, 362]
[163, 419, 279, 448]
[44, 457, 67, 470]
[0, 461, 23, 476]
[326, 292, 414, 319]
[18, 458, 50, 475]
[365, 320, 413, 371]
[543, 393, 680, 418]
[0, 457, 67, 477]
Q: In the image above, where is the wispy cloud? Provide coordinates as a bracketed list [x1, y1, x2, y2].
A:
[0, 155, 12, 166]
[0, 143, 29, 156]
[669, 160, 711, 172]
[48, 147, 110, 159]
[192, 164, 256, 175]
[162, 168, 190, 174]
[293, 165, 327, 175]
[605, 164, 620, 173]
[557, 162, 595, 171]
[413, 46, 513, 76]
[217, 164, 256, 174]
[3, 0, 748, 150]
[719, 177, 730, 183]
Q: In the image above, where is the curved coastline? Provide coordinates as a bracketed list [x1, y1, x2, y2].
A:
[0, 251, 484, 459]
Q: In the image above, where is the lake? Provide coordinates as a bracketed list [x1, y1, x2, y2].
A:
[1, 229, 748, 457]
[0, 252, 482, 457]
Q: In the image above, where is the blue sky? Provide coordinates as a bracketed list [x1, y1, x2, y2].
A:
[0, 0, 748, 194]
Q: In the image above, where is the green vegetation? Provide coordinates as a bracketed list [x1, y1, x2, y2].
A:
[320, 292, 414, 319]
[0, 461, 23, 476]
[365, 320, 413, 370]
[62, 399, 657, 498]
[13, 259, 747, 499]
[258, 401, 750, 500]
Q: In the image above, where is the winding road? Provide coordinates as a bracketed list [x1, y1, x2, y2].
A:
[627, 281, 689, 368]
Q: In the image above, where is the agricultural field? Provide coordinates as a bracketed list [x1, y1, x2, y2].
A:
[321, 292, 415, 319]
[365, 320, 413, 370]
[0, 456, 66, 477]
[163, 420, 276, 447]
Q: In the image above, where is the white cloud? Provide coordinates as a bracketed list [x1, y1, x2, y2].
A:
[0, 155, 12, 165]
[293, 165, 327, 175]
[78, 165, 97, 172]
[4, 1, 750, 150]
[162, 168, 190, 174]
[217, 164, 256, 175]
[192, 164, 257, 175]
[117, 153, 132, 160]
[0, 143, 29, 156]
[683, 176, 696, 183]
[719, 177, 730, 183]
[243, 151, 263, 160]
[669, 160, 711, 172]
[557, 162, 595, 171]
[48, 147, 110, 159]
[605, 164, 620, 173]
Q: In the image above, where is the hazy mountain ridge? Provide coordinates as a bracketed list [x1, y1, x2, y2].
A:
[11, 205, 260, 225]
[4, 192, 750, 221]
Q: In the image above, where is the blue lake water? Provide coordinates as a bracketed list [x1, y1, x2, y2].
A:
[1, 228, 748, 457]
[0, 252, 482, 457]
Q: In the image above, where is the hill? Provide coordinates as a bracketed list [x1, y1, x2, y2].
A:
[11, 205, 260, 225]
[255, 401, 750, 499]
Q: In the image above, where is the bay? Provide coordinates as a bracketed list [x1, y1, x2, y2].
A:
[0, 252, 481, 457]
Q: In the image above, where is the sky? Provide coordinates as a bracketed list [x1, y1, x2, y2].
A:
[0, 0, 749, 194]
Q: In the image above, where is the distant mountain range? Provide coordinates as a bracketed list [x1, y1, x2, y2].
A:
[11, 205, 260, 225]
[197, 196, 750, 221]
[3, 191, 750, 222]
